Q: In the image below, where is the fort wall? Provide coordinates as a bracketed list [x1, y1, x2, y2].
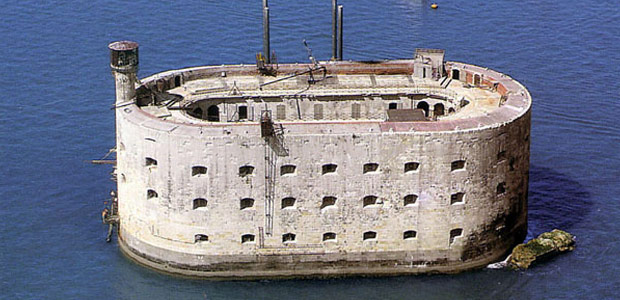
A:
[110, 43, 531, 278]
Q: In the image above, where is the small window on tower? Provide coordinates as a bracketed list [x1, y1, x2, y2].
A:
[404, 162, 420, 173]
[363, 195, 379, 207]
[404, 194, 418, 206]
[497, 182, 507, 195]
[281, 197, 296, 209]
[323, 232, 336, 242]
[498, 150, 507, 162]
[239, 165, 254, 177]
[451, 160, 465, 171]
[363, 231, 377, 241]
[450, 228, 463, 244]
[363, 163, 379, 174]
[241, 234, 255, 244]
[240, 198, 254, 210]
[193, 198, 208, 209]
[403, 230, 417, 240]
[147, 189, 158, 199]
[192, 166, 207, 176]
[194, 234, 209, 243]
[388, 102, 398, 110]
[451, 192, 465, 204]
[145, 157, 157, 167]
[322, 164, 337, 175]
[280, 164, 296, 176]
[282, 233, 296, 243]
[321, 196, 337, 209]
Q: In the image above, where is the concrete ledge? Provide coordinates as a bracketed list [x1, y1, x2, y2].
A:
[118, 231, 519, 280]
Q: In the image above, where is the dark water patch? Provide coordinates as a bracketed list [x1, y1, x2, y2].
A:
[527, 165, 592, 239]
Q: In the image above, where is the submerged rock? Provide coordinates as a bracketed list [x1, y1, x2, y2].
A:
[509, 229, 576, 269]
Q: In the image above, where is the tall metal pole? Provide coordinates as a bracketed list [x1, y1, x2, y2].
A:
[263, 3, 270, 64]
[337, 5, 343, 61]
[332, 0, 338, 60]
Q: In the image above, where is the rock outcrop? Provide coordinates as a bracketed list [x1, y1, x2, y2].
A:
[509, 229, 576, 269]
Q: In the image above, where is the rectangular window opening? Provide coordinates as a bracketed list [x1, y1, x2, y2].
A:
[238, 105, 248, 120]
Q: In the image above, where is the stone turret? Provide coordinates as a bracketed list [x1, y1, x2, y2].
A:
[109, 41, 139, 104]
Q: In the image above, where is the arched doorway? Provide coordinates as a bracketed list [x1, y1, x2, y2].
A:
[474, 74, 481, 86]
[452, 69, 460, 80]
[416, 101, 429, 117]
[434, 103, 445, 116]
[191, 107, 203, 118]
[174, 75, 181, 87]
[207, 105, 220, 122]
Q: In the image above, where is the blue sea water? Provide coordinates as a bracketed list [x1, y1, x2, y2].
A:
[1, 0, 619, 299]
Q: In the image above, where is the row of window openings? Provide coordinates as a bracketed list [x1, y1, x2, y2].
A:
[147, 156, 511, 175]
[146, 161, 467, 176]
[147, 182, 508, 206]
[208, 101, 450, 121]
[194, 229, 463, 244]
[145, 147, 516, 174]
[146, 160, 484, 176]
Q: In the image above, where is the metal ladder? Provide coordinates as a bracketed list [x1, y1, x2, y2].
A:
[260, 110, 289, 238]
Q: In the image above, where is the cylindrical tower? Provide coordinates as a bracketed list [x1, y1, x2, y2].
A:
[109, 41, 139, 105]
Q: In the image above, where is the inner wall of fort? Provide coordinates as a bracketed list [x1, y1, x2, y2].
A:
[110, 44, 531, 277]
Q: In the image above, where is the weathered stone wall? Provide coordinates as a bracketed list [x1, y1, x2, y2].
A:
[114, 61, 531, 278]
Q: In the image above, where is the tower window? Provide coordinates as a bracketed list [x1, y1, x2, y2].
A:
[403, 230, 417, 240]
[240, 198, 254, 210]
[194, 234, 209, 243]
[363, 163, 379, 174]
[322, 163, 337, 174]
[281, 197, 296, 209]
[276, 104, 286, 120]
[241, 234, 255, 244]
[363, 195, 379, 207]
[388, 102, 398, 110]
[207, 105, 220, 122]
[280, 164, 296, 176]
[498, 150, 507, 162]
[145, 157, 157, 167]
[404, 194, 418, 206]
[314, 104, 323, 120]
[193, 198, 208, 209]
[238, 105, 248, 120]
[451, 160, 465, 171]
[321, 196, 337, 209]
[404, 162, 420, 173]
[239, 165, 254, 177]
[147, 189, 158, 199]
[497, 182, 507, 195]
[363, 231, 377, 240]
[323, 232, 336, 241]
[352, 103, 361, 119]
[450, 228, 463, 244]
[282, 233, 296, 243]
[192, 166, 207, 176]
[451, 192, 465, 204]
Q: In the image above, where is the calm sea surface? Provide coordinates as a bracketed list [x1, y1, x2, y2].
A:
[1, 0, 619, 299]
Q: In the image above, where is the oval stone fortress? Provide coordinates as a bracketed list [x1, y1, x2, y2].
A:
[109, 41, 531, 279]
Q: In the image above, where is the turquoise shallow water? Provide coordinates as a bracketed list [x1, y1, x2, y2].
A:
[1, 0, 619, 299]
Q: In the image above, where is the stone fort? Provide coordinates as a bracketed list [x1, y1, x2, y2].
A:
[108, 40, 531, 279]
